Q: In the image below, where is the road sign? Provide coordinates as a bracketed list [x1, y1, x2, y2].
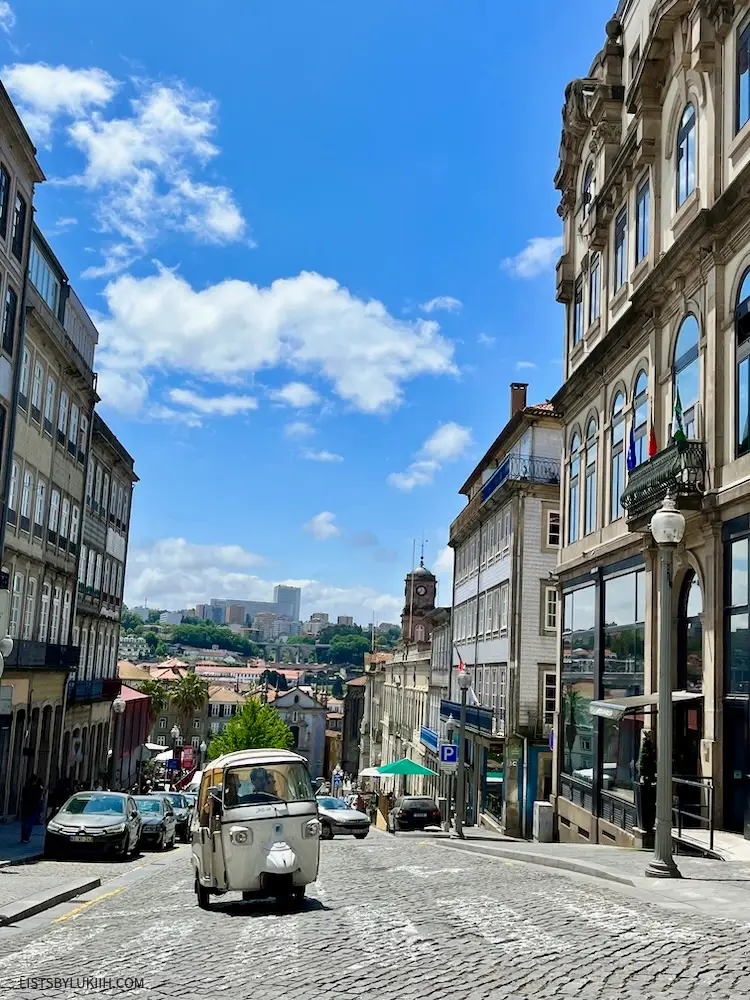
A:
[181, 746, 194, 769]
[507, 745, 522, 762]
[166, 758, 179, 771]
[439, 743, 458, 772]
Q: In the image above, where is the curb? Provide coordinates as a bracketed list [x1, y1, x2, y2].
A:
[0, 851, 44, 869]
[433, 839, 637, 887]
[0, 877, 101, 925]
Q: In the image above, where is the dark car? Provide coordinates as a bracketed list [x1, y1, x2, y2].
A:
[387, 796, 442, 833]
[316, 796, 370, 840]
[150, 792, 192, 842]
[45, 792, 142, 858]
[134, 795, 176, 850]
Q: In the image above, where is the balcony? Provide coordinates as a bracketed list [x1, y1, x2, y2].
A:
[67, 677, 121, 703]
[621, 440, 706, 527]
[6, 640, 80, 671]
[481, 454, 560, 506]
[440, 699, 494, 736]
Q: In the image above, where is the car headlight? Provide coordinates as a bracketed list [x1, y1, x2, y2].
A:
[47, 821, 63, 833]
[304, 819, 321, 839]
[105, 823, 126, 834]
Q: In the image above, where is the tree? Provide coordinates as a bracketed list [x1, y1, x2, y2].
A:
[285, 635, 316, 645]
[207, 699, 293, 759]
[168, 622, 262, 658]
[147, 610, 162, 624]
[155, 641, 168, 657]
[144, 632, 159, 651]
[181, 615, 201, 626]
[331, 676, 345, 699]
[139, 679, 169, 731]
[260, 669, 288, 691]
[317, 623, 364, 644]
[169, 673, 209, 733]
[121, 608, 144, 633]
[328, 634, 370, 666]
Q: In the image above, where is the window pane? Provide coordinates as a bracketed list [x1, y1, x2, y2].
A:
[739, 357, 750, 455]
[729, 613, 750, 694]
[605, 572, 637, 627]
[676, 358, 699, 412]
[732, 538, 749, 607]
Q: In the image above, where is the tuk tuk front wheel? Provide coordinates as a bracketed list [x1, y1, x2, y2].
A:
[195, 877, 211, 910]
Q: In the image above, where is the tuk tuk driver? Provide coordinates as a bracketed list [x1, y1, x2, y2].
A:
[250, 767, 283, 800]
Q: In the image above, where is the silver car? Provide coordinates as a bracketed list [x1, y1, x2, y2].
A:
[316, 796, 369, 840]
[45, 792, 142, 858]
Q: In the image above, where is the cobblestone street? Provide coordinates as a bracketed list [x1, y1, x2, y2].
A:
[0, 832, 748, 999]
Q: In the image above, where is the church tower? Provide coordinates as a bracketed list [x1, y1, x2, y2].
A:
[401, 555, 437, 643]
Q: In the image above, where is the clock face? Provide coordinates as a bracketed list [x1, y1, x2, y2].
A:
[416, 585, 427, 597]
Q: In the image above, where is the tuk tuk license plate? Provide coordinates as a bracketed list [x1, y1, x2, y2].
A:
[71, 835, 94, 843]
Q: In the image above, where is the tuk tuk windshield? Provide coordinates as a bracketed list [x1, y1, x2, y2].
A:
[223, 762, 315, 806]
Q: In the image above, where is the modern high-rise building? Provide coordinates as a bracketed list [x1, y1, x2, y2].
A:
[274, 584, 301, 622]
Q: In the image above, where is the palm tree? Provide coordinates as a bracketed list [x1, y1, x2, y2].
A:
[169, 673, 209, 735]
[139, 679, 169, 735]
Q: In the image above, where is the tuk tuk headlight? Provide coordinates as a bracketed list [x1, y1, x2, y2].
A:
[229, 826, 251, 845]
[304, 819, 321, 839]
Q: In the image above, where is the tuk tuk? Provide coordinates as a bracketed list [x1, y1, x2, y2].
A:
[192, 748, 320, 909]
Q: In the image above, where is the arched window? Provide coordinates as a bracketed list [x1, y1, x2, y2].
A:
[674, 315, 700, 439]
[569, 433, 581, 544]
[610, 393, 625, 521]
[676, 104, 696, 208]
[736, 269, 750, 456]
[678, 573, 703, 693]
[414, 624, 426, 642]
[584, 419, 597, 535]
[582, 163, 595, 219]
[633, 371, 648, 466]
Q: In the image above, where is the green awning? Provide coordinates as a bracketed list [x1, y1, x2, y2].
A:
[486, 771, 504, 781]
[377, 758, 438, 777]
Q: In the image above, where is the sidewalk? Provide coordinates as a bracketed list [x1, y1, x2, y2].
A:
[429, 835, 750, 922]
[0, 821, 45, 867]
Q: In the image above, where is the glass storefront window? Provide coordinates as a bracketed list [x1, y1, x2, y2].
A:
[732, 538, 749, 608]
[729, 613, 750, 694]
[561, 584, 596, 782]
[683, 576, 703, 693]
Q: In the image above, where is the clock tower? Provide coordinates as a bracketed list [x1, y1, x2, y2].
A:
[401, 556, 437, 643]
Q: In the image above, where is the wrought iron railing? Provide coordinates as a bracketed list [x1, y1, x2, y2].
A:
[672, 775, 714, 855]
[621, 440, 705, 522]
[482, 454, 561, 504]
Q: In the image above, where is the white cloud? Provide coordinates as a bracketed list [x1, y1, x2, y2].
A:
[302, 449, 343, 463]
[420, 296, 462, 314]
[501, 236, 563, 279]
[96, 266, 457, 415]
[3, 66, 246, 270]
[304, 511, 340, 540]
[0, 3, 14, 33]
[95, 368, 149, 416]
[516, 360, 537, 371]
[285, 420, 315, 439]
[124, 537, 400, 622]
[147, 404, 202, 429]
[3, 63, 118, 142]
[477, 333, 495, 347]
[168, 387, 257, 416]
[388, 421, 472, 491]
[272, 382, 320, 408]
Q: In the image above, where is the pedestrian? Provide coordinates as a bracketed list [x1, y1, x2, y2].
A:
[368, 790, 378, 827]
[356, 790, 366, 814]
[19, 774, 44, 844]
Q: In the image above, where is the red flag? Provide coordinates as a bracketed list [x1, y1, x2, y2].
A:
[648, 422, 657, 458]
[454, 643, 465, 673]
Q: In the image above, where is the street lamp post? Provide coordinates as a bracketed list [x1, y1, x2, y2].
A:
[646, 491, 685, 880]
[199, 740, 207, 767]
[108, 696, 126, 791]
[453, 670, 472, 840]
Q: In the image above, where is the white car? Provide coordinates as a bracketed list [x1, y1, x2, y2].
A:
[316, 796, 370, 840]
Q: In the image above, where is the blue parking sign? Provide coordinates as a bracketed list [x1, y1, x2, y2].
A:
[439, 743, 458, 765]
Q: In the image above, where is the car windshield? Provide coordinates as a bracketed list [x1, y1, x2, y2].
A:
[223, 762, 314, 807]
[63, 795, 124, 815]
[134, 798, 162, 814]
[318, 797, 348, 810]
[160, 794, 186, 808]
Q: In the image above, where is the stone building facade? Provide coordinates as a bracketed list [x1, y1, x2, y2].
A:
[552, 0, 750, 845]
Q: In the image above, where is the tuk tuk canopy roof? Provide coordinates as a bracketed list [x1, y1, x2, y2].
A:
[206, 748, 309, 771]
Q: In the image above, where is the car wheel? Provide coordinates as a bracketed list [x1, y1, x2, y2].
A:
[354, 830, 368, 840]
[195, 877, 210, 910]
[320, 822, 333, 840]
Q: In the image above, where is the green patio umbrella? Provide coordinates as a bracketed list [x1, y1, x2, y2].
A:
[377, 758, 438, 777]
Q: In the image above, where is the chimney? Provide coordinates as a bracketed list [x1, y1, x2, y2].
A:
[510, 382, 528, 417]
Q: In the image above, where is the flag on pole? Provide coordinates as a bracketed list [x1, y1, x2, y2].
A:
[455, 645, 465, 673]
[672, 385, 686, 443]
[626, 406, 637, 472]
[454, 643, 480, 705]
[648, 421, 658, 458]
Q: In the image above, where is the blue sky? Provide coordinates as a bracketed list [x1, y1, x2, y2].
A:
[1, 0, 612, 622]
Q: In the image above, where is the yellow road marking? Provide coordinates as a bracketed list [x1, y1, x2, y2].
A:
[52, 886, 126, 923]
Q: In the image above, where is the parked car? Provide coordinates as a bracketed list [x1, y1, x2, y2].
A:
[150, 791, 192, 842]
[134, 795, 176, 850]
[45, 792, 142, 858]
[316, 796, 369, 840]
[387, 796, 442, 833]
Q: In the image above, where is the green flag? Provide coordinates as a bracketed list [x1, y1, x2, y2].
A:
[672, 384, 686, 443]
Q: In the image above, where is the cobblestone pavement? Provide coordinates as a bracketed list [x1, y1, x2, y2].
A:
[0, 833, 749, 999]
[0, 844, 184, 909]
